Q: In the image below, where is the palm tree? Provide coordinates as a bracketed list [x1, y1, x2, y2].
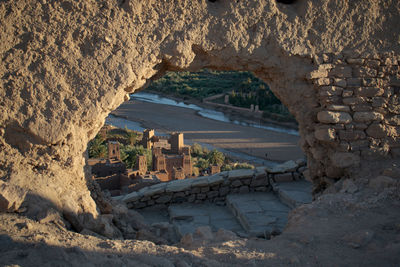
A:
[207, 149, 225, 166]
[125, 128, 137, 146]
[88, 135, 107, 158]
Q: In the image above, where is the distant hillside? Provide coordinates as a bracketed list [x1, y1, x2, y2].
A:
[147, 69, 295, 122]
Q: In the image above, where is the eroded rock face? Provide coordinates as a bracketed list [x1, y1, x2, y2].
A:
[0, 0, 399, 230]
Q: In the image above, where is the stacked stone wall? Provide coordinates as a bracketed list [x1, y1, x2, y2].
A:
[305, 52, 400, 188]
[116, 168, 272, 209]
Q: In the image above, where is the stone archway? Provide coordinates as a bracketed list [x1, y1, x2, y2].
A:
[0, 0, 399, 232]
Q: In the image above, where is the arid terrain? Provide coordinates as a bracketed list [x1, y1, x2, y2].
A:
[1, 171, 400, 266]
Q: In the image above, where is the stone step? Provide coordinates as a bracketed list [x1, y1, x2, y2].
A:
[272, 180, 312, 209]
[168, 203, 245, 239]
[226, 192, 290, 238]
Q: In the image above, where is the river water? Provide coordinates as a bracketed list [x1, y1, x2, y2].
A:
[131, 92, 299, 136]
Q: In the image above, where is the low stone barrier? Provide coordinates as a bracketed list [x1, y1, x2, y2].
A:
[114, 167, 271, 209]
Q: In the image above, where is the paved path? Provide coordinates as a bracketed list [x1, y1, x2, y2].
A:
[226, 192, 290, 238]
[139, 180, 313, 239]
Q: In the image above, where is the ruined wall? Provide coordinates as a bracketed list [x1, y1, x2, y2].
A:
[305, 53, 400, 191]
[118, 168, 270, 210]
[0, 0, 399, 232]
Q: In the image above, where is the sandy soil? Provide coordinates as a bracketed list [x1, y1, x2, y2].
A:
[112, 99, 304, 163]
[1, 182, 399, 267]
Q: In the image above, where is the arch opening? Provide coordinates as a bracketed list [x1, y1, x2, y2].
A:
[0, 0, 398, 251]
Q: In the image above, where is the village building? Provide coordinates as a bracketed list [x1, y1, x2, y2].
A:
[151, 132, 192, 181]
[88, 129, 196, 196]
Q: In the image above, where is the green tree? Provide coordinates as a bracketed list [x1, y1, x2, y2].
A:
[125, 127, 138, 146]
[191, 143, 204, 157]
[206, 149, 225, 166]
[88, 135, 107, 158]
[121, 145, 152, 169]
[196, 158, 209, 170]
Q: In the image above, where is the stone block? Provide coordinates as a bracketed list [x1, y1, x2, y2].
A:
[219, 186, 230, 196]
[327, 105, 351, 112]
[366, 123, 387, 138]
[201, 186, 210, 193]
[314, 127, 336, 142]
[330, 152, 360, 168]
[173, 192, 186, 198]
[134, 202, 147, 209]
[315, 78, 331, 86]
[250, 177, 268, 187]
[350, 140, 369, 151]
[353, 112, 384, 123]
[355, 123, 368, 130]
[334, 78, 347, 87]
[339, 130, 366, 141]
[371, 97, 387, 108]
[191, 177, 209, 187]
[342, 97, 366, 105]
[122, 191, 142, 203]
[351, 105, 373, 112]
[345, 123, 355, 130]
[254, 186, 268, 192]
[319, 86, 343, 96]
[141, 196, 151, 202]
[308, 70, 328, 79]
[207, 174, 224, 186]
[228, 169, 254, 180]
[231, 179, 242, 187]
[354, 87, 384, 97]
[319, 63, 335, 70]
[155, 194, 172, 204]
[241, 178, 251, 185]
[320, 95, 342, 105]
[207, 191, 219, 198]
[342, 90, 353, 97]
[141, 183, 166, 197]
[168, 179, 194, 193]
[191, 187, 200, 194]
[196, 193, 206, 200]
[346, 78, 362, 86]
[187, 194, 196, 203]
[329, 66, 352, 77]
[346, 58, 364, 65]
[317, 111, 352, 124]
[211, 185, 219, 191]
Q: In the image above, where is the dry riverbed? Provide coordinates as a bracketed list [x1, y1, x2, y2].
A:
[112, 97, 304, 163]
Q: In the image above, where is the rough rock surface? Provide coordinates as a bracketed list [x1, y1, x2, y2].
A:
[0, 0, 399, 246]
